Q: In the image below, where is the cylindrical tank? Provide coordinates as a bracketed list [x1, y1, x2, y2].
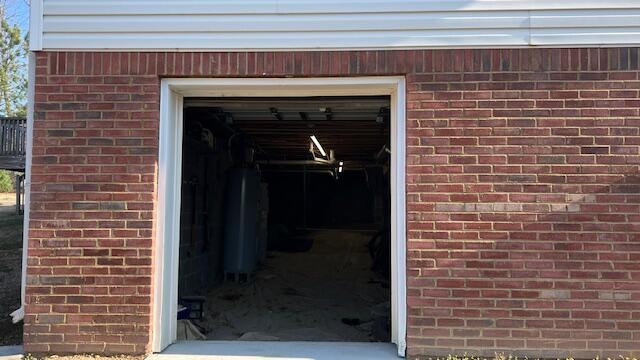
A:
[223, 167, 260, 275]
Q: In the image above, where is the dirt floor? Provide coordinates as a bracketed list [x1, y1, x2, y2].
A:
[187, 230, 390, 342]
[32, 356, 146, 360]
[0, 192, 24, 346]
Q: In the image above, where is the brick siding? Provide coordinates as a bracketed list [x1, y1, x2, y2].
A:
[27, 49, 640, 357]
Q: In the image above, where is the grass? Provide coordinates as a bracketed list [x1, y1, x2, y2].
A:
[0, 192, 24, 346]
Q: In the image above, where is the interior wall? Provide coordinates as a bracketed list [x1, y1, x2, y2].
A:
[178, 129, 230, 296]
[265, 171, 382, 230]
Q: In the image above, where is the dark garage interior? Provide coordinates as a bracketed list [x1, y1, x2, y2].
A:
[176, 96, 391, 342]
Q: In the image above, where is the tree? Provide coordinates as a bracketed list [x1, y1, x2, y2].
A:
[0, 3, 27, 117]
[0, 169, 13, 192]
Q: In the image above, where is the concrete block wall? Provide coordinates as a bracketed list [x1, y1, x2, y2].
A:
[178, 145, 227, 297]
[27, 49, 640, 357]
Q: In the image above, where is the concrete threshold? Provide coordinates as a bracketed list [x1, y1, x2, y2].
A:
[0, 345, 23, 360]
[148, 341, 400, 360]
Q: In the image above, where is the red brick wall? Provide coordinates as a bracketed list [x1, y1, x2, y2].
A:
[28, 49, 640, 357]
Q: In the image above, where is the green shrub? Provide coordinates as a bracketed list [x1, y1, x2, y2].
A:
[0, 170, 14, 193]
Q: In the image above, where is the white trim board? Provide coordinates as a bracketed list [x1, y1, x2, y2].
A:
[153, 77, 407, 356]
[30, 0, 44, 51]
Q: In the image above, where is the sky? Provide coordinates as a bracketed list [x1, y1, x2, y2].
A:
[3, 0, 29, 33]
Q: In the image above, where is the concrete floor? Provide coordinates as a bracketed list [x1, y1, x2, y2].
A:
[148, 341, 400, 360]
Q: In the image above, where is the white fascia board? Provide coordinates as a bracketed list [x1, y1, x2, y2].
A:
[42, 0, 640, 15]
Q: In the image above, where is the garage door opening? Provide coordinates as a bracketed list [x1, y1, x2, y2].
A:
[154, 77, 406, 356]
[176, 96, 391, 342]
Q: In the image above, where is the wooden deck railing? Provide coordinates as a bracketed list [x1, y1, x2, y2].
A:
[0, 117, 27, 157]
[0, 117, 27, 171]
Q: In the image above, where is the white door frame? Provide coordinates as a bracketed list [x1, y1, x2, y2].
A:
[153, 77, 407, 356]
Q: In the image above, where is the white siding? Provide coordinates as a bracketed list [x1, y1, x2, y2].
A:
[33, 0, 640, 51]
